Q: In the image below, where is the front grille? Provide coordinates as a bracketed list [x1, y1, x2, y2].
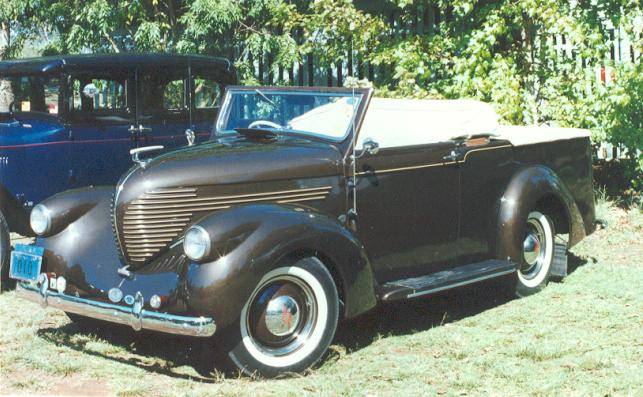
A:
[121, 185, 332, 264]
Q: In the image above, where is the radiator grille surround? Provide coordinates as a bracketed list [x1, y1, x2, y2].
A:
[119, 186, 332, 264]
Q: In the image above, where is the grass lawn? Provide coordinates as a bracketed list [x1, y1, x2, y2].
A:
[0, 201, 641, 396]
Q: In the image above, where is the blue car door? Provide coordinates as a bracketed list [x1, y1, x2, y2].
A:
[135, 66, 191, 150]
[0, 73, 70, 206]
[66, 70, 136, 188]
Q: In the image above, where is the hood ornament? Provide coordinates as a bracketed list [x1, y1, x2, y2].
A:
[130, 145, 164, 168]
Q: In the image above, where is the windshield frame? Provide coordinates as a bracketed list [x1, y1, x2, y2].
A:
[214, 86, 373, 144]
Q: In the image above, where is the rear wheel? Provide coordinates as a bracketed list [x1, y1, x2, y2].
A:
[218, 257, 339, 378]
[515, 211, 555, 297]
[0, 211, 13, 292]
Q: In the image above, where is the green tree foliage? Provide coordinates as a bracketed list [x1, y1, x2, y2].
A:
[9, 0, 643, 180]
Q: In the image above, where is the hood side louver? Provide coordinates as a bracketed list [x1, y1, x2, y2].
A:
[118, 186, 332, 265]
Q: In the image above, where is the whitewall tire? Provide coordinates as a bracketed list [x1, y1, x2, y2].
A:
[219, 257, 339, 377]
[515, 211, 555, 297]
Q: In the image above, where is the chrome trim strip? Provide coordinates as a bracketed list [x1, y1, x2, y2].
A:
[462, 144, 512, 161]
[356, 161, 456, 175]
[277, 195, 328, 204]
[406, 269, 516, 299]
[124, 218, 191, 225]
[133, 186, 332, 205]
[123, 223, 188, 230]
[16, 281, 216, 337]
[147, 187, 198, 195]
[356, 144, 513, 176]
[129, 190, 332, 210]
[123, 213, 195, 221]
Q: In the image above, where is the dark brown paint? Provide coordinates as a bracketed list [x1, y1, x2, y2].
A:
[31, 87, 595, 333]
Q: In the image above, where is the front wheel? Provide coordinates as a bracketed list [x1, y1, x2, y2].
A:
[515, 211, 555, 297]
[0, 211, 13, 292]
[218, 257, 339, 378]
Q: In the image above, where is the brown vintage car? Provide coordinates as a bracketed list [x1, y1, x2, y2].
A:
[10, 86, 595, 377]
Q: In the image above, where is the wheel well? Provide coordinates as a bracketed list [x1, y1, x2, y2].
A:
[284, 248, 346, 317]
[534, 195, 570, 235]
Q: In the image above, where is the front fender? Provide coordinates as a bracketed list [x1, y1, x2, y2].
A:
[185, 204, 377, 329]
[497, 165, 586, 264]
[0, 184, 30, 235]
[38, 186, 114, 236]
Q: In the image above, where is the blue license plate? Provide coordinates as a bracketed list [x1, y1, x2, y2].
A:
[9, 244, 45, 282]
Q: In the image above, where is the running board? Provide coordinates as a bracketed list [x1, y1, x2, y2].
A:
[380, 260, 517, 302]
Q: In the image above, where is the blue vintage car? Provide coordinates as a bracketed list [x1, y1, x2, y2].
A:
[0, 54, 236, 288]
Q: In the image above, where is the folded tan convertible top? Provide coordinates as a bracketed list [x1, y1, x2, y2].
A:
[357, 97, 590, 149]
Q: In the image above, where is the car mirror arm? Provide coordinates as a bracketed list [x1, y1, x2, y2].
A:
[130, 145, 164, 168]
[352, 138, 380, 160]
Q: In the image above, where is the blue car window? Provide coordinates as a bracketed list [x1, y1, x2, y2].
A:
[69, 77, 127, 113]
[0, 75, 60, 115]
[138, 69, 189, 118]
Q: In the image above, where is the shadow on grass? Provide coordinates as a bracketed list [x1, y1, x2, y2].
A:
[334, 277, 516, 354]
[567, 251, 590, 275]
[34, 274, 573, 380]
[37, 322, 221, 382]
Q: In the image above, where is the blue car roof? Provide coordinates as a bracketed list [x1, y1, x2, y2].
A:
[0, 53, 234, 76]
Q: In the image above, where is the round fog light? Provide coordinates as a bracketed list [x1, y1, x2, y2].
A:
[108, 288, 123, 303]
[150, 294, 162, 309]
[56, 276, 67, 294]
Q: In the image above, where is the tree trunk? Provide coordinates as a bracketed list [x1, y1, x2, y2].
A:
[0, 22, 14, 113]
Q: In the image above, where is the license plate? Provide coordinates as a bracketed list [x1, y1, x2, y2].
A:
[9, 244, 44, 282]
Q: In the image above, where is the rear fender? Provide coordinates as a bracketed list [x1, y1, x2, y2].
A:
[185, 204, 377, 329]
[497, 165, 586, 264]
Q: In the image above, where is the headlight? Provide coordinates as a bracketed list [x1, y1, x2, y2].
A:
[183, 225, 211, 261]
[30, 204, 52, 236]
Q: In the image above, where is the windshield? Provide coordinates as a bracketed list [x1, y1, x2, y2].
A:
[0, 74, 60, 115]
[216, 89, 364, 141]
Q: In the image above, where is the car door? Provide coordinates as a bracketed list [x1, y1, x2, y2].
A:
[354, 141, 461, 283]
[135, 66, 191, 150]
[0, 73, 71, 206]
[66, 70, 137, 188]
[455, 138, 515, 264]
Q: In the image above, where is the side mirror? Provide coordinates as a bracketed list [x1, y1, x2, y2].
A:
[362, 138, 380, 156]
[185, 129, 196, 146]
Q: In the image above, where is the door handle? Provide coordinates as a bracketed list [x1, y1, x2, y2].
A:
[443, 150, 461, 162]
[129, 125, 152, 134]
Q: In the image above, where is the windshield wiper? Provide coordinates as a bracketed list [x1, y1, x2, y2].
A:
[254, 89, 277, 108]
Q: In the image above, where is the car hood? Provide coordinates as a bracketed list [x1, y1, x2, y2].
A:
[117, 135, 343, 201]
[113, 134, 344, 267]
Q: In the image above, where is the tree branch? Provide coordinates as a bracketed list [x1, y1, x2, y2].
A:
[104, 33, 120, 53]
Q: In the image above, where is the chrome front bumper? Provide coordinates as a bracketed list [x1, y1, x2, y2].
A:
[16, 280, 216, 337]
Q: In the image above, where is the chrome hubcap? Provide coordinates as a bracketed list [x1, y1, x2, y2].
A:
[523, 233, 541, 265]
[265, 295, 301, 337]
[246, 276, 317, 357]
[520, 218, 547, 279]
